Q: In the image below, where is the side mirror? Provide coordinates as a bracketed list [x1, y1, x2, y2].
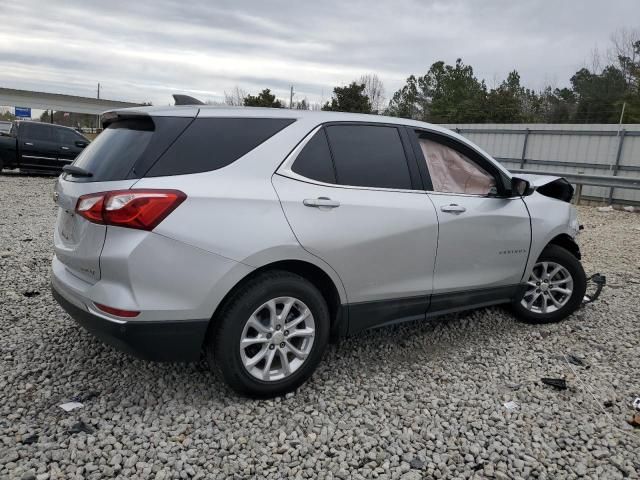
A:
[511, 177, 532, 196]
[75, 141, 88, 148]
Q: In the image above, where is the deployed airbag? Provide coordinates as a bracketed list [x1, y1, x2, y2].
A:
[419, 138, 495, 195]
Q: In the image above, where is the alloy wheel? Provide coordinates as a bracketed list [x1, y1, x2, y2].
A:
[521, 261, 574, 314]
[239, 297, 316, 381]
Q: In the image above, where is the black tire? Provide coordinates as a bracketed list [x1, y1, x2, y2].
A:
[207, 270, 330, 398]
[512, 244, 587, 324]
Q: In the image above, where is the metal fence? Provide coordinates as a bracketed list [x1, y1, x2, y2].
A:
[441, 123, 640, 205]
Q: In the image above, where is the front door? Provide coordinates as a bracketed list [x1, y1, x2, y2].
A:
[409, 130, 530, 307]
[274, 124, 439, 333]
[56, 127, 88, 164]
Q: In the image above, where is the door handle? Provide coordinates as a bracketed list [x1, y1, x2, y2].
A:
[303, 197, 340, 208]
[60, 146, 70, 150]
[440, 204, 466, 213]
[24, 142, 33, 146]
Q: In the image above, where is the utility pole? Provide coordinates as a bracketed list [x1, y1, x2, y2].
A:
[289, 86, 294, 109]
[618, 101, 626, 125]
[96, 82, 101, 131]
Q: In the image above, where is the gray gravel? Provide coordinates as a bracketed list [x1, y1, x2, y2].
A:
[1, 173, 639, 480]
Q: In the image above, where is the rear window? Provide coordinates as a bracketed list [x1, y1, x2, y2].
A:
[67, 116, 295, 182]
[145, 117, 295, 177]
[68, 116, 192, 182]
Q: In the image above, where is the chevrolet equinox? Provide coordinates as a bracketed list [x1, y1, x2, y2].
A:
[52, 107, 586, 397]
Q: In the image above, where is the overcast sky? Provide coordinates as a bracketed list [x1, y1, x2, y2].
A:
[1, 0, 637, 107]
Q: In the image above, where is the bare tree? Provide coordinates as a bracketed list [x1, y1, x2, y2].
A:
[224, 86, 247, 106]
[608, 27, 640, 86]
[359, 74, 386, 113]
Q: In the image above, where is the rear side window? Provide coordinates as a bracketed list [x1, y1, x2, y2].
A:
[325, 125, 411, 189]
[291, 129, 336, 184]
[68, 116, 192, 182]
[22, 123, 55, 142]
[146, 118, 295, 177]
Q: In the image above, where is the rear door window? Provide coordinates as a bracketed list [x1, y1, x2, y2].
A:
[291, 129, 336, 184]
[145, 117, 295, 177]
[56, 128, 86, 145]
[325, 125, 412, 190]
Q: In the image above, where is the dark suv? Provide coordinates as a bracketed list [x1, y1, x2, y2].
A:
[0, 121, 90, 175]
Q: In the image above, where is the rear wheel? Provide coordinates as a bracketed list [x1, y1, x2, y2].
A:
[208, 271, 330, 397]
[512, 245, 586, 324]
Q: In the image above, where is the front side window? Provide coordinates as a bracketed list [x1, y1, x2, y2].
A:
[418, 137, 495, 195]
[325, 125, 411, 189]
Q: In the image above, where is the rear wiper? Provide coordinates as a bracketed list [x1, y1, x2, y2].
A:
[62, 165, 93, 177]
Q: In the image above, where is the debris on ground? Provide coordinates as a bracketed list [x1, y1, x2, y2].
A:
[68, 421, 95, 434]
[70, 391, 100, 403]
[627, 413, 640, 428]
[541, 378, 568, 390]
[623, 206, 635, 213]
[633, 398, 640, 411]
[20, 434, 38, 445]
[503, 401, 519, 411]
[59, 401, 83, 412]
[22, 291, 40, 298]
[597, 206, 614, 212]
[565, 354, 586, 367]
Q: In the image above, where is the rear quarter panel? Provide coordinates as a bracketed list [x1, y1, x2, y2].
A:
[131, 117, 348, 305]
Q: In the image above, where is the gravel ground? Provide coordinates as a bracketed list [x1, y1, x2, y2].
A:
[1, 173, 639, 480]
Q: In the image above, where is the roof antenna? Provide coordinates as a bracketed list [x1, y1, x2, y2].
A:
[173, 94, 205, 106]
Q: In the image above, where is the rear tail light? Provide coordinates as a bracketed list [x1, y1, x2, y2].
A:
[76, 189, 186, 231]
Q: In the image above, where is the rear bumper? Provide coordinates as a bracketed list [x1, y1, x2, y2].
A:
[52, 284, 209, 362]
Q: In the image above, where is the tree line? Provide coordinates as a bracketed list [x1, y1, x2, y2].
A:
[230, 28, 640, 124]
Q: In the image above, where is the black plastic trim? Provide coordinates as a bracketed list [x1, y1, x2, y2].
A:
[427, 285, 519, 317]
[347, 295, 429, 335]
[345, 284, 522, 335]
[52, 285, 209, 362]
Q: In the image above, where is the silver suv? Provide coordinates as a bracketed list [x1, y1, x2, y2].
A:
[52, 107, 586, 397]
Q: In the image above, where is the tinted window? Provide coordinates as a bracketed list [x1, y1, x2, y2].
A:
[57, 128, 86, 145]
[23, 123, 55, 142]
[68, 116, 192, 182]
[291, 129, 336, 183]
[146, 117, 295, 177]
[325, 125, 411, 189]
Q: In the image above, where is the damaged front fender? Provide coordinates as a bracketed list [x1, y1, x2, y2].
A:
[517, 174, 574, 203]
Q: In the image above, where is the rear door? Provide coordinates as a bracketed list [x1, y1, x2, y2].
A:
[408, 129, 530, 303]
[18, 123, 60, 171]
[274, 123, 439, 332]
[54, 114, 193, 283]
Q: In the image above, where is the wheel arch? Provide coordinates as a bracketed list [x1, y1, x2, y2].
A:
[205, 259, 347, 345]
[546, 233, 581, 259]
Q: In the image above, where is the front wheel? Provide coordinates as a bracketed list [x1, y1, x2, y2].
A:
[208, 271, 330, 398]
[512, 245, 586, 324]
